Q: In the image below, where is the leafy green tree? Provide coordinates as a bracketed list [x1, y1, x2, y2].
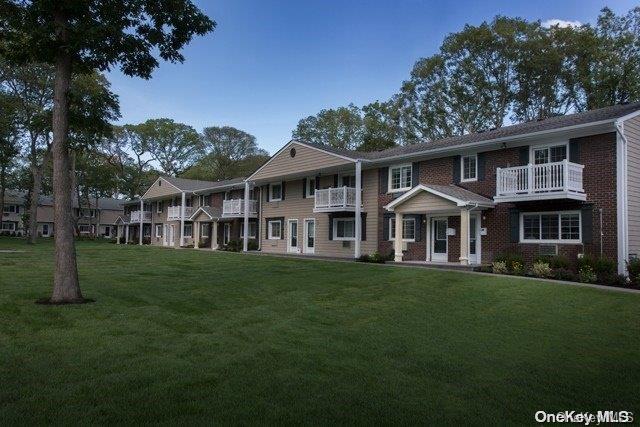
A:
[360, 100, 402, 151]
[0, 93, 21, 231]
[293, 104, 364, 150]
[0, 0, 214, 303]
[136, 118, 202, 176]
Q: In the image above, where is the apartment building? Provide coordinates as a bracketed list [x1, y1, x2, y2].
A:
[128, 102, 640, 274]
[2, 189, 123, 237]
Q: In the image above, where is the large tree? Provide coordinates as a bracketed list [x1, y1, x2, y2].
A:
[0, 93, 21, 230]
[136, 118, 202, 176]
[293, 104, 364, 150]
[0, 1, 214, 303]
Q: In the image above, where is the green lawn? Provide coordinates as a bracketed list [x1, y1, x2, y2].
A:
[1, 238, 639, 425]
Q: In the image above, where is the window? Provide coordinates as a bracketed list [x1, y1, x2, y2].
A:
[388, 164, 412, 192]
[389, 218, 416, 242]
[199, 195, 209, 207]
[306, 177, 316, 198]
[103, 226, 111, 237]
[461, 154, 477, 182]
[268, 220, 282, 239]
[143, 225, 151, 237]
[333, 218, 355, 241]
[200, 223, 209, 238]
[157, 201, 163, 213]
[341, 175, 355, 187]
[3, 205, 17, 213]
[186, 197, 193, 207]
[184, 223, 193, 238]
[155, 224, 163, 237]
[270, 183, 282, 201]
[533, 143, 567, 165]
[240, 221, 257, 239]
[79, 224, 91, 234]
[1, 222, 16, 231]
[521, 211, 581, 243]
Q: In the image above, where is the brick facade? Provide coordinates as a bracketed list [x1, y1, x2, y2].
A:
[377, 132, 618, 265]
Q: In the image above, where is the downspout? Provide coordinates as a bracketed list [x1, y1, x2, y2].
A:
[615, 120, 629, 274]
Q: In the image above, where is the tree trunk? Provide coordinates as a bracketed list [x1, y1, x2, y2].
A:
[28, 165, 42, 244]
[0, 165, 5, 231]
[50, 9, 82, 303]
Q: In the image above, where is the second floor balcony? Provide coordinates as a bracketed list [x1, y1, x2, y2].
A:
[222, 199, 258, 217]
[130, 210, 152, 222]
[495, 160, 586, 202]
[314, 187, 360, 212]
[167, 206, 194, 221]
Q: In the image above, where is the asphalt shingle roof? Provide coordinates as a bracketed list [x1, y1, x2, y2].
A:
[5, 189, 124, 210]
[426, 185, 494, 205]
[163, 176, 245, 192]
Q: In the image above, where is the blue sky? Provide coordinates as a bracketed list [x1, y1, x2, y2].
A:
[107, 0, 637, 155]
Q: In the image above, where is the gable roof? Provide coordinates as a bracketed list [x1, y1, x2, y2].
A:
[162, 176, 245, 192]
[188, 206, 223, 221]
[4, 189, 124, 210]
[384, 184, 494, 211]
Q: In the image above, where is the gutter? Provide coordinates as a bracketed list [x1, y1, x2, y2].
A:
[614, 119, 629, 274]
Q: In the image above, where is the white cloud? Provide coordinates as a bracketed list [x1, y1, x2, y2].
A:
[542, 19, 582, 29]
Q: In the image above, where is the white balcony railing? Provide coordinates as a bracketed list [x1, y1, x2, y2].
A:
[314, 187, 358, 212]
[222, 199, 257, 216]
[167, 206, 194, 221]
[130, 210, 152, 222]
[496, 160, 585, 201]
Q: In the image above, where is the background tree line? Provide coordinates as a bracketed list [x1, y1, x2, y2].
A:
[293, 7, 640, 151]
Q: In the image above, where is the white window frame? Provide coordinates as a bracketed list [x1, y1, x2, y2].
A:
[268, 220, 282, 240]
[340, 174, 356, 188]
[155, 224, 163, 237]
[389, 217, 416, 242]
[269, 182, 283, 202]
[388, 164, 412, 193]
[200, 223, 209, 238]
[332, 218, 356, 241]
[519, 211, 581, 244]
[199, 194, 209, 207]
[530, 142, 569, 165]
[78, 224, 91, 234]
[156, 201, 163, 214]
[1, 222, 16, 231]
[461, 154, 478, 182]
[240, 220, 257, 239]
[184, 223, 193, 238]
[305, 177, 316, 198]
[3, 205, 17, 213]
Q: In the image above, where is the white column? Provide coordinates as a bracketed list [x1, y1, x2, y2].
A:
[394, 212, 403, 262]
[459, 208, 470, 265]
[194, 221, 200, 248]
[125, 224, 129, 244]
[139, 199, 143, 245]
[211, 221, 218, 250]
[180, 192, 186, 247]
[243, 181, 250, 252]
[117, 225, 121, 244]
[354, 160, 362, 258]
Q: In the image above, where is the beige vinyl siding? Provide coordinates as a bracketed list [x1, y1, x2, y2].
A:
[626, 115, 640, 257]
[143, 178, 183, 199]
[251, 142, 354, 181]
[260, 170, 378, 258]
[394, 191, 456, 213]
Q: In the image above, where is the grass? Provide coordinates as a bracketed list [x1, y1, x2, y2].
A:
[0, 237, 639, 425]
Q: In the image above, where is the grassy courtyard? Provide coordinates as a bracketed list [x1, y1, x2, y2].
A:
[0, 237, 638, 425]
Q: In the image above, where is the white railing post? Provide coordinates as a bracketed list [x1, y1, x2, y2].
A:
[563, 159, 569, 192]
[496, 167, 501, 195]
[527, 163, 533, 193]
[354, 161, 362, 259]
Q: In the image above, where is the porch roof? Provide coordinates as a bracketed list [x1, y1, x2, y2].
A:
[189, 206, 223, 222]
[384, 184, 495, 212]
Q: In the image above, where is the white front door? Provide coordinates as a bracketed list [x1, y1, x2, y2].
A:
[431, 217, 448, 262]
[303, 219, 315, 254]
[288, 219, 299, 253]
[165, 225, 174, 246]
[468, 214, 480, 264]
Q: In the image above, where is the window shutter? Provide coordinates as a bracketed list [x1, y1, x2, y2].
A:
[411, 162, 420, 187]
[412, 214, 424, 242]
[383, 213, 392, 240]
[581, 205, 593, 244]
[328, 214, 334, 240]
[361, 213, 367, 241]
[302, 178, 307, 198]
[281, 182, 285, 200]
[509, 208, 520, 243]
[379, 167, 389, 194]
[477, 152, 486, 181]
[569, 140, 580, 163]
[453, 156, 461, 184]
[333, 175, 339, 187]
[519, 147, 530, 165]
[280, 218, 285, 239]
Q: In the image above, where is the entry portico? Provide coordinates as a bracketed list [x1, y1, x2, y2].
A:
[384, 184, 494, 265]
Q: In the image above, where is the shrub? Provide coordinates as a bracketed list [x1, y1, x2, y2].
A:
[494, 252, 525, 274]
[593, 257, 617, 284]
[492, 261, 508, 274]
[600, 274, 628, 288]
[577, 254, 596, 272]
[531, 262, 552, 278]
[626, 258, 640, 287]
[221, 239, 242, 252]
[578, 265, 597, 283]
[511, 261, 525, 276]
[554, 268, 577, 282]
[357, 251, 387, 264]
[357, 254, 370, 263]
[248, 240, 259, 251]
